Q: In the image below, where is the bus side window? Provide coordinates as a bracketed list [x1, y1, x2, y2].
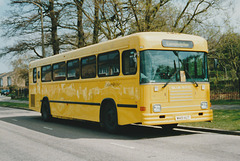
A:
[33, 68, 37, 83]
[41, 65, 52, 82]
[98, 50, 120, 77]
[53, 62, 66, 81]
[122, 49, 137, 75]
[81, 56, 96, 79]
[67, 59, 80, 80]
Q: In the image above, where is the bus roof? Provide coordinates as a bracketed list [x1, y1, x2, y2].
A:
[29, 32, 208, 68]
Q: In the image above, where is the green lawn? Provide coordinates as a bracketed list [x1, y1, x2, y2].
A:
[181, 109, 240, 131]
[211, 99, 240, 105]
[0, 102, 29, 109]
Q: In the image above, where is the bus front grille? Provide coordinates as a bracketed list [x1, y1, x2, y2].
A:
[169, 90, 193, 102]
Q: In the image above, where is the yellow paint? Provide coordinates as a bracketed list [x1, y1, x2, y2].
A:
[29, 32, 212, 126]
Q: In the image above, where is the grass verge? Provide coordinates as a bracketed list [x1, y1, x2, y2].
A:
[0, 102, 29, 109]
[211, 100, 240, 105]
[13, 97, 29, 101]
[180, 109, 240, 131]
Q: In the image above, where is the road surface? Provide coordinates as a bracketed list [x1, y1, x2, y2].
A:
[0, 106, 239, 161]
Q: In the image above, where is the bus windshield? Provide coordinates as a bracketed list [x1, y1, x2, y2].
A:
[140, 50, 208, 84]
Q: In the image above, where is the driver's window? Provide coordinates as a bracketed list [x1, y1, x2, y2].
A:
[122, 49, 137, 75]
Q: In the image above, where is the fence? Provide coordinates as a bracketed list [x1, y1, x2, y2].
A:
[10, 88, 29, 99]
[211, 91, 240, 100]
[210, 79, 240, 100]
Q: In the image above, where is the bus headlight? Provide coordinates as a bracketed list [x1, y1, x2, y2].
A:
[201, 102, 208, 109]
[153, 104, 161, 112]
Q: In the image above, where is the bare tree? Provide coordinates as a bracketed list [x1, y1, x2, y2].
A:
[173, 0, 218, 33]
[0, 1, 44, 58]
[128, 0, 170, 32]
[48, 0, 60, 54]
[127, 0, 223, 34]
[74, 0, 85, 47]
[93, 0, 99, 44]
[0, 0, 231, 60]
[1, 0, 71, 58]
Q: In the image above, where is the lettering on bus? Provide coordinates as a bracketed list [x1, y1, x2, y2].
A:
[170, 86, 191, 90]
[105, 81, 120, 87]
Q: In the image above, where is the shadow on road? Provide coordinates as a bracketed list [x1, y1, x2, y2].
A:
[0, 115, 201, 140]
[177, 126, 240, 136]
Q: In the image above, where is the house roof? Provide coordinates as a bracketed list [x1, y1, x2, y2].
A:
[0, 71, 14, 78]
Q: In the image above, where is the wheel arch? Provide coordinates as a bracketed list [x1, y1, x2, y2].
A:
[99, 98, 117, 124]
[41, 96, 50, 113]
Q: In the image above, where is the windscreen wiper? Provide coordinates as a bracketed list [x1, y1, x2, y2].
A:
[162, 52, 181, 88]
[165, 51, 198, 88]
[182, 69, 198, 87]
[174, 53, 199, 87]
[162, 68, 181, 88]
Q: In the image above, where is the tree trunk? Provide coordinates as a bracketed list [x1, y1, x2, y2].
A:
[237, 71, 240, 97]
[49, 0, 60, 55]
[74, 0, 85, 48]
[238, 78, 240, 97]
[93, 0, 99, 44]
[145, 0, 152, 31]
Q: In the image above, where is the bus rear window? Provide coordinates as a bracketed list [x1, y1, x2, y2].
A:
[41, 65, 52, 82]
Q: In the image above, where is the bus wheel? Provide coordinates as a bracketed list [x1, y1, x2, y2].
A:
[102, 103, 118, 133]
[41, 99, 52, 122]
[161, 124, 178, 131]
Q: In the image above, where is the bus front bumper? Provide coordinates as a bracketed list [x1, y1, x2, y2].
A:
[141, 110, 213, 125]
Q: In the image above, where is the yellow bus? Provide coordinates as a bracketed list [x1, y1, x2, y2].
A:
[29, 32, 213, 133]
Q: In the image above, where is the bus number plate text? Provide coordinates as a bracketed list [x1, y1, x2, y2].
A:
[175, 115, 191, 121]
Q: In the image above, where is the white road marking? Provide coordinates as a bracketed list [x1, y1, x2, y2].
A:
[43, 126, 53, 130]
[110, 142, 135, 149]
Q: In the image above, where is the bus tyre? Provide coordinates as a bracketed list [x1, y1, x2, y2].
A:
[161, 124, 178, 131]
[41, 100, 52, 122]
[102, 103, 119, 133]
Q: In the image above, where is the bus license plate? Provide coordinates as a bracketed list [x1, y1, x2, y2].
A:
[175, 115, 191, 121]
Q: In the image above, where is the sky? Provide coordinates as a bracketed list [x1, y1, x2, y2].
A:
[0, 0, 240, 74]
[0, 0, 12, 73]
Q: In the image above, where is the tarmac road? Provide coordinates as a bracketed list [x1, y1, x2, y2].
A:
[0, 106, 239, 161]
